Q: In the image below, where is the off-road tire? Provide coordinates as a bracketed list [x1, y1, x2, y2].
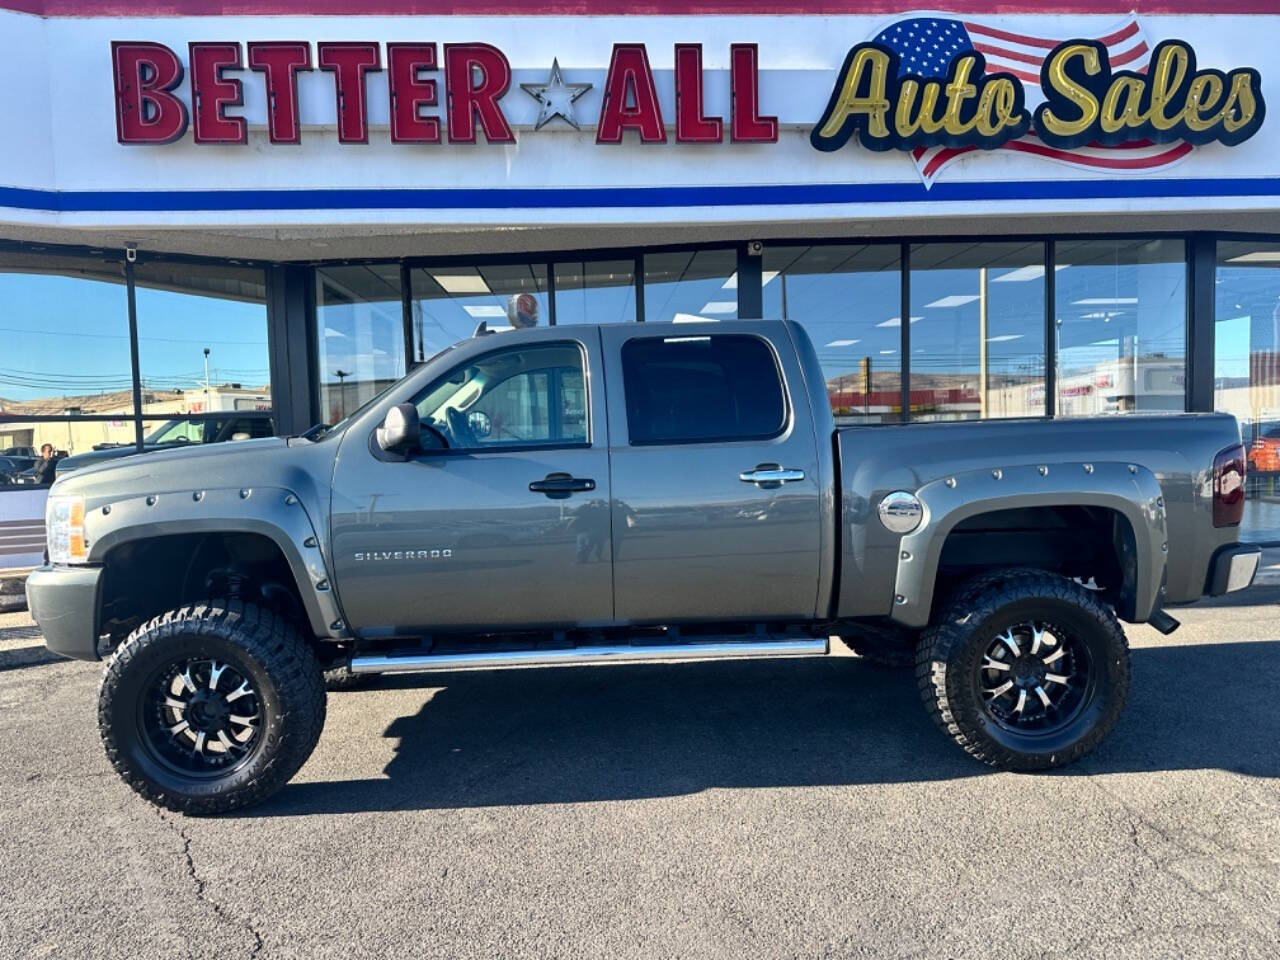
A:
[917, 569, 1130, 770]
[323, 663, 370, 692]
[840, 623, 918, 668]
[99, 600, 326, 815]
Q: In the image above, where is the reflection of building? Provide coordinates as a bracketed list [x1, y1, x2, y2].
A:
[3, 4, 1280, 546]
[0, 386, 269, 457]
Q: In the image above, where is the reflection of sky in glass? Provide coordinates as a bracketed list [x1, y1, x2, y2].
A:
[910, 243, 1046, 379]
[1, 271, 132, 403]
[317, 265, 406, 423]
[1055, 239, 1185, 373]
[762, 244, 902, 423]
[554, 260, 636, 325]
[643, 250, 737, 323]
[1055, 239, 1186, 415]
[909, 243, 1047, 420]
[1214, 244, 1280, 383]
[411, 264, 549, 362]
[135, 285, 269, 393]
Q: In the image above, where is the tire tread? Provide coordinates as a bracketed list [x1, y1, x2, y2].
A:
[915, 569, 1131, 771]
[98, 599, 326, 815]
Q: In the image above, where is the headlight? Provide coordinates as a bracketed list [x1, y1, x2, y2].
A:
[47, 495, 88, 564]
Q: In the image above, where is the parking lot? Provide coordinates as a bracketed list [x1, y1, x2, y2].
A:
[2, 589, 1279, 960]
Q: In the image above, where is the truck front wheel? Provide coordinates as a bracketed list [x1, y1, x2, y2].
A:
[98, 601, 326, 815]
[917, 571, 1130, 770]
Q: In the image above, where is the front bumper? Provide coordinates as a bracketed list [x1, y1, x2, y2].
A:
[25, 564, 102, 661]
[1207, 544, 1262, 596]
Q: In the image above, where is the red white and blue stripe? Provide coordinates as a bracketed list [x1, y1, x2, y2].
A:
[872, 14, 1194, 186]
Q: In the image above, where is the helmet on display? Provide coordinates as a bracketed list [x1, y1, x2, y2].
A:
[507, 292, 539, 328]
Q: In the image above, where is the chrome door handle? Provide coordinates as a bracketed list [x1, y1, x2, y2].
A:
[739, 466, 806, 485]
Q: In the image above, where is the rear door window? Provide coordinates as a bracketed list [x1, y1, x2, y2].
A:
[620, 334, 787, 445]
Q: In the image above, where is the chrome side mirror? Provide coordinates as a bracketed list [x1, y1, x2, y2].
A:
[377, 403, 421, 452]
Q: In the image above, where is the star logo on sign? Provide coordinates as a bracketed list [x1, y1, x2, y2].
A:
[520, 59, 592, 131]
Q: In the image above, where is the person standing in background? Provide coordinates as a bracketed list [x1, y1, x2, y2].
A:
[33, 443, 58, 486]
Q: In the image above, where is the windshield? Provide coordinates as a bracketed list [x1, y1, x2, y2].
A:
[145, 419, 208, 445]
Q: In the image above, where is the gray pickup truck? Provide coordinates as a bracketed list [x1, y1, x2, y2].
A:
[27, 320, 1260, 814]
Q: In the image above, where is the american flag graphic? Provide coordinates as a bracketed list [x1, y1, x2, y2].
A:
[872, 15, 1195, 186]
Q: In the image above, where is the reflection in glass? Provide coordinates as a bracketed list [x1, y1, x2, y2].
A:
[763, 244, 902, 423]
[643, 250, 737, 323]
[0, 419, 121, 477]
[0, 251, 132, 415]
[1055, 239, 1186, 417]
[909, 243, 1047, 421]
[412, 343, 586, 449]
[1215, 241, 1280, 542]
[411, 263, 550, 365]
[553, 260, 636, 325]
[134, 261, 270, 420]
[317, 265, 406, 424]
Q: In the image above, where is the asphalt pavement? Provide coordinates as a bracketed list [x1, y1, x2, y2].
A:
[2, 589, 1278, 960]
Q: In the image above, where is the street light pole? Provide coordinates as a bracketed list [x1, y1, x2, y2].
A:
[203, 347, 212, 412]
[334, 369, 351, 419]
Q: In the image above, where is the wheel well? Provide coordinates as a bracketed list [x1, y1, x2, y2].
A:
[936, 505, 1140, 619]
[98, 532, 311, 651]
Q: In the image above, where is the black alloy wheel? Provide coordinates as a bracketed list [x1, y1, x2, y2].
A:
[977, 620, 1092, 735]
[140, 657, 264, 777]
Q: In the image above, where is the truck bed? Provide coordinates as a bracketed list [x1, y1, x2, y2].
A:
[834, 413, 1244, 622]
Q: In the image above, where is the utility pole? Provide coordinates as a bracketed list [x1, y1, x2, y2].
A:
[334, 369, 351, 419]
[203, 347, 212, 412]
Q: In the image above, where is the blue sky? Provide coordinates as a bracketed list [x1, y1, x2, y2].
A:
[2, 273, 269, 404]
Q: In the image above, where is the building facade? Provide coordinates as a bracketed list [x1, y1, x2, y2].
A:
[3, 0, 1280, 567]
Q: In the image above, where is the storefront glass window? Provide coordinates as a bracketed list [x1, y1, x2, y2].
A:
[763, 243, 902, 424]
[0, 251, 132, 416]
[553, 259, 636, 325]
[1055, 238, 1187, 417]
[134, 261, 270, 421]
[1215, 241, 1280, 542]
[317, 264, 406, 424]
[909, 242, 1047, 421]
[410, 263, 550, 365]
[643, 249, 737, 323]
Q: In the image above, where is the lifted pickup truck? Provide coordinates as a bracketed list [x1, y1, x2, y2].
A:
[27, 320, 1260, 814]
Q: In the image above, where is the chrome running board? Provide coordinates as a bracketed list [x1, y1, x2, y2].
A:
[349, 637, 829, 675]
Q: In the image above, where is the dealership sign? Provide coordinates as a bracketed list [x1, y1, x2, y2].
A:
[109, 13, 1265, 186]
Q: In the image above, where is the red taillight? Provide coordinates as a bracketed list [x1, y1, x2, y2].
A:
[1213, 444, 1246, 528]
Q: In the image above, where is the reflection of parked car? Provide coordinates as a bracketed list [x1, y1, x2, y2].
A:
[0, 455, 37, 484]
[1247, 423, 1280, 474]
[1, 446, 38, 459]
[55, 414, 275, 477]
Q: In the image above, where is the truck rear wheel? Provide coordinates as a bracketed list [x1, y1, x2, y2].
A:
[917, 570, 1130, 770]
[98, 600, 326, 815]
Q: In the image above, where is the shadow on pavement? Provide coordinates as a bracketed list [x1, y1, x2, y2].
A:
[252, 638, 1280, 817]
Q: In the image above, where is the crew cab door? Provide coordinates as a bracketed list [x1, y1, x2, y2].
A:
[600, 322, 824, 623]
[329, 332, 612, 634]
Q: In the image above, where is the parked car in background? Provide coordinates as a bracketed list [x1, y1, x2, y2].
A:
[0, 455, 36, 485]
[54, 414, 275, 477]
[1, 446, 38, 459]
